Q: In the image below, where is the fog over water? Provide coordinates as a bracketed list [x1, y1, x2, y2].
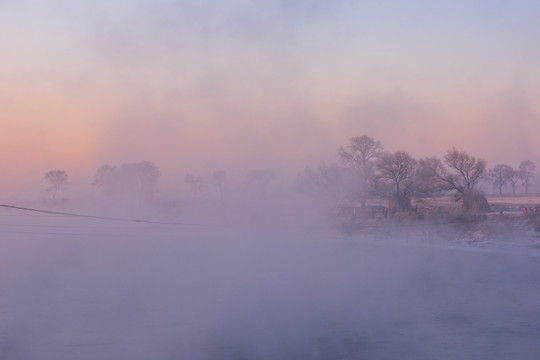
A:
[1, 202, 540, 360]
[3, 0, 540, 358]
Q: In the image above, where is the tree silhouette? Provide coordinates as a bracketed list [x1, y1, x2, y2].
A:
[185, 174, 208, 196]
[338, 135, 383, 207]
[519, 160, 536, 193]
[93, 161, 160, 199]
[418, 149, 489, 212]
[373, 151, 418, 211]
[297, 163, 358, 211]
[507, 168, 521, 195]
[44, 169, 69, 200]
[488, 164, 513, 195]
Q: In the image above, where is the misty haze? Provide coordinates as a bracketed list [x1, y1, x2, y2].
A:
[2, 147, 540, 359]
[3, 1, 540, 359]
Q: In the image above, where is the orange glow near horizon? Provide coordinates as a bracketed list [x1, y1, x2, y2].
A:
[2, 1, 540, 195]
[2, 79, 540, 196]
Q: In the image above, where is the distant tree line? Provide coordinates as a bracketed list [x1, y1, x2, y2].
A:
[299, 135, 536, 213]
[42, 162, 278, 205]
[43, 161, 161, 201]
[487, 160, 536, 195]
[41, 136, 536, 215]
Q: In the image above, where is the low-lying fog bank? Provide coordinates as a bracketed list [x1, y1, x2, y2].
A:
[1, 208, 540, 360]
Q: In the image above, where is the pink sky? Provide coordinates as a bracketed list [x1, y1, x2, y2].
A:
[2, 1, 540, 196]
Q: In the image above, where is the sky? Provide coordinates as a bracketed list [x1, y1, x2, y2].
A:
[2, 0, 540, 195]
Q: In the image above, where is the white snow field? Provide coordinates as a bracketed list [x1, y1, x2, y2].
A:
[1, 209, 540, 360]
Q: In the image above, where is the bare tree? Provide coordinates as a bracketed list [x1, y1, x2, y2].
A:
[488, 164, 513, 195]
[123, 161, 160, 197]
[93, 161, 160, 199]
[417, 156, 448, 196]
[519, 160, 536, 193]
[44, 169, 69, 200]
[507, 169, 521, 195]
[443, 148, 487, 196]
[418, 149, 488, 212]
[296, 163, 358, 211]
[93, 165, 116, 188]
[373, 151, 418, 211]
[185, 174, 208, 196]
[338, 135, 383, 207]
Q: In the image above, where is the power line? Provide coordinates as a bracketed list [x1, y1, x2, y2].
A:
[0, 204, 226, 228]
[0, 230, 84, 236]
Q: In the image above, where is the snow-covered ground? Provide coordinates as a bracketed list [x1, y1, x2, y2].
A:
[1, 209, 540, 359]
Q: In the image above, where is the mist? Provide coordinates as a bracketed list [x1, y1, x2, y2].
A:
[2, 188, 540, 359]
[3, 0, 540, 358]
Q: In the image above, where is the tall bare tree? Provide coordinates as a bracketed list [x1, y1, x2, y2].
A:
[418, 148, 488, 212]
[373, 151, 418, 211]
[488, 164, 513, 195]
[443, 148, 487, 196]
[507, 168, 521, 195]
[417, 156, 448, 196]
[338, 135, 383, 207]
[519, 160, 536, 193]
[45, 169, 70, 200]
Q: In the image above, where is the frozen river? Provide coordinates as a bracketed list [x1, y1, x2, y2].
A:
[1, 213, 540, 359]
